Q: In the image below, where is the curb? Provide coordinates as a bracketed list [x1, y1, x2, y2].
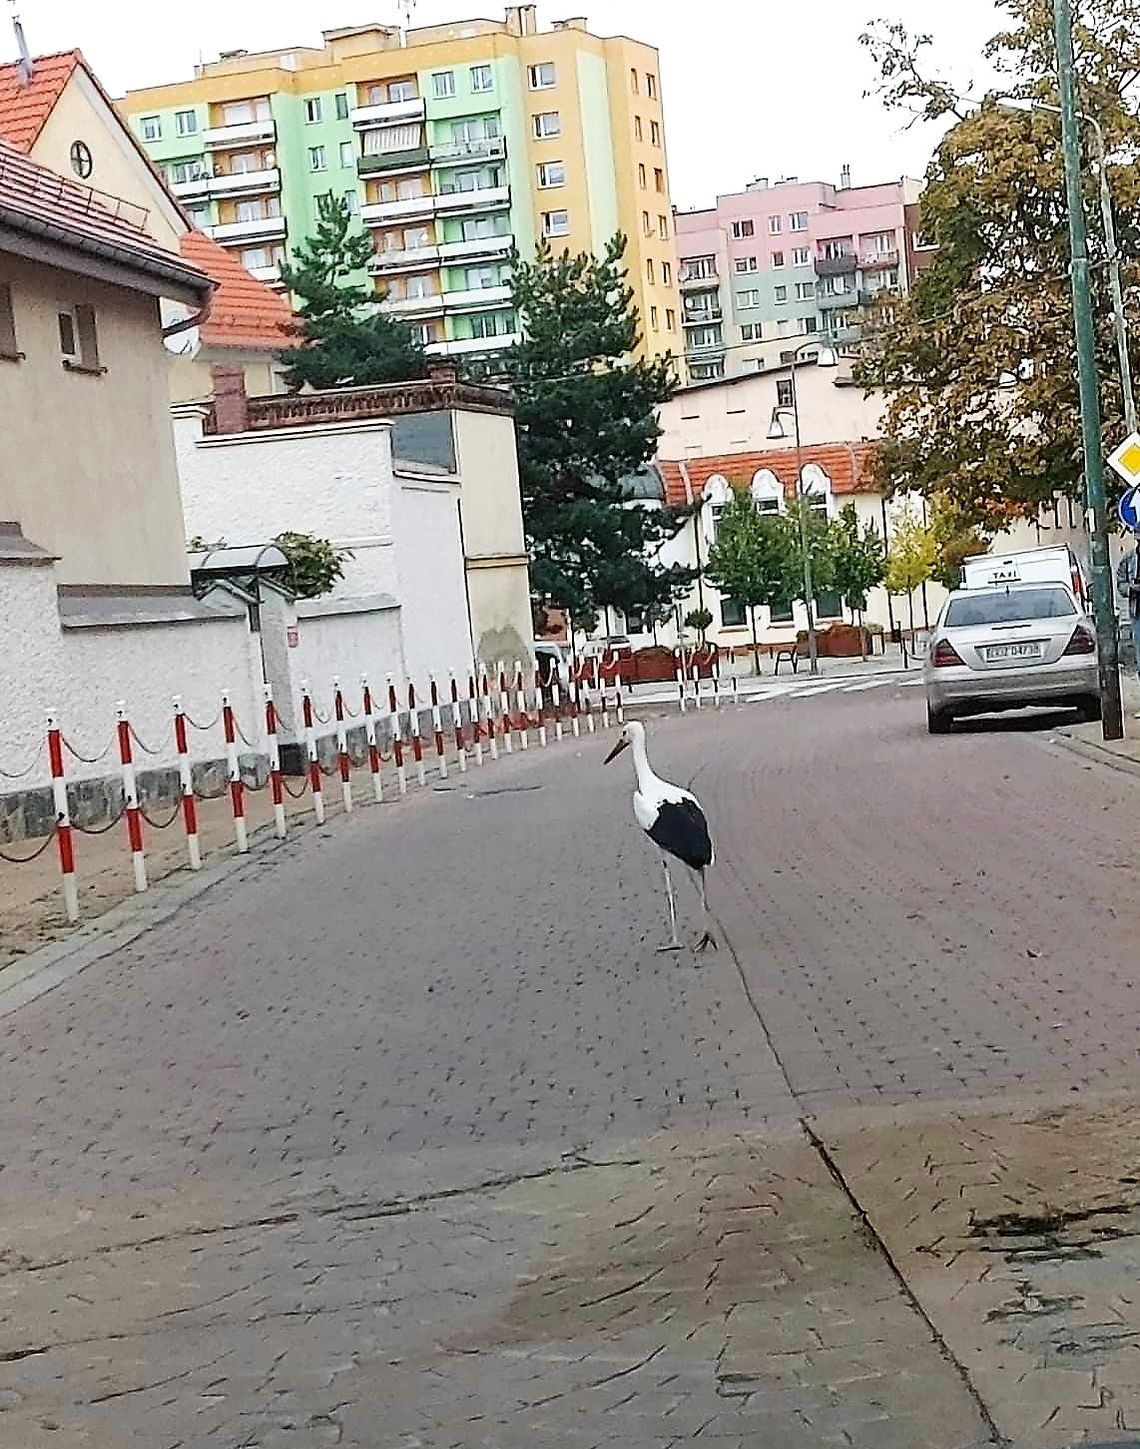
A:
[1049, 726, 1140, 782]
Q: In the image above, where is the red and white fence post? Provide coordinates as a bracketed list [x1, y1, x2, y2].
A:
[675, 649, 687, 713]
[115, 701, 148, 893]
[429, 674, 448, 780]
[494, 662, 511, 754]
[450, 672, 468, 773]
[362, 675, 384, 802]
[333, 678, 353, 815]
[535, 667, 548, 748]
[580, 665, 595, 734]
[469, 672, 484, 767]
[569, 667, 581, 738]
[220, 690, 249, 854]
[551, 669, 563, 743]
[481, 668, 499, 761]
[387, 675, 408, 796]
[513, 660, 529, 749]
[302, 680, 326, 825]
[731, 645, 740, 705]
[47, 712, 79, 923]
[692, 657, 703, 709]
[264, 685, 287, 839]
[407, 681, 427, 787]
[172, 696, 202, 870]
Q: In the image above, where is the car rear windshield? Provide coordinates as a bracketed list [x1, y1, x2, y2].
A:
[944, 587, 1077, 627]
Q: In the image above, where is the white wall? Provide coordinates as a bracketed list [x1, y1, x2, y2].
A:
[392, 473, 471, 679]
[289, 601, 404, 726]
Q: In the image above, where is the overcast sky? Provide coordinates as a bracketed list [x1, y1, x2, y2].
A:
[7, 0, 1005, 205]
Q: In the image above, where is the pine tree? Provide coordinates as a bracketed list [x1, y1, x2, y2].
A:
[498, 234, 693, 632]
[278, 195, 427, 391]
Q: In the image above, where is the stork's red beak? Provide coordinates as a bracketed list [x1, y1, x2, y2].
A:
[604, 737, 630, 765]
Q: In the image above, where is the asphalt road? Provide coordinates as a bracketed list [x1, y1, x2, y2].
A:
[3, 681, 1140, 1447]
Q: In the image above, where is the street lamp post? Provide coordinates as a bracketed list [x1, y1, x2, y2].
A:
[768, 339, 839, 676]
[1052, 0, 1124, 739]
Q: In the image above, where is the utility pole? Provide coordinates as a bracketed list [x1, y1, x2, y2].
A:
[1054, 0, 1124, 739]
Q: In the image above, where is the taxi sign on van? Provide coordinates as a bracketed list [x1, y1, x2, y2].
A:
[1108, 431, 1140, 486]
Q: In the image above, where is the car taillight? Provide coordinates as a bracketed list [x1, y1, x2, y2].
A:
[930, 639, 965, 667]
[1064, 625, 1096, 655]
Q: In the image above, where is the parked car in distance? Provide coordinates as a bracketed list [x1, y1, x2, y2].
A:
[960, 544, 1089, 607]
[924, 581, 1099, 733]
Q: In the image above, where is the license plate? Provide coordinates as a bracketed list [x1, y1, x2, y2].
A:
[982, 642, 1042, 661]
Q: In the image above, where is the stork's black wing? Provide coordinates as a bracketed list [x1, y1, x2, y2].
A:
[647, 797, 713, 871]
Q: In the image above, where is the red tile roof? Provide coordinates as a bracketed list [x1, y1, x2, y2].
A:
[659, 442, 879, 507]
[0, 49, 80, 152]
[179, 230, 296, 352]
[0, 140, 211, 301]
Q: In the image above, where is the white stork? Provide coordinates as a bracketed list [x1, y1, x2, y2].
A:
[605, 720, 716, 953]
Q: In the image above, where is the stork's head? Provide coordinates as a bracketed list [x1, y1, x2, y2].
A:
[604, 719, 645, 765]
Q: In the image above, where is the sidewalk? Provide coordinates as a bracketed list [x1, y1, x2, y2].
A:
[1053, 670, 1140, 774]
[625, 647, 912, 707]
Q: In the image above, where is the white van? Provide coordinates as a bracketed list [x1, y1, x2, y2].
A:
[960, 545, 1088, 606]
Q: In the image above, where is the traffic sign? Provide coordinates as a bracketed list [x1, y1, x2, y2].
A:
[1119, 487, 1140, 531]
[1108, 431, 1140, 486]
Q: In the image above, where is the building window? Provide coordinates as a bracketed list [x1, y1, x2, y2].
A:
[240, 246, 273, 269]
[654, 167, 665, 193]
[0, 283, 17, 359]
[816, 588, 843, 618]
[658, 214, 668, 239]
[731, 219, 754, 239]
[647, 72, 658, 99]
[740, 322, 760, 341]
[736, 289, 761, 308]
[634, 115, 642, 141]
[339, 140, 354, 167]
[792, 246, 810, 266]
[59, 304, 100, 372]
[734, 256, 757, 273]
[186, 205, 211, 228]
[471, 64, 494, 92]
[646, 257, 655, 284]
[533, 111, 561, 138]
[470, 310, 515, 338]
[721, 597, 746, 627]
[308, 145, 327, 171]
[641, 210, 651, 235]
[175, 109, 198, 137]
[650, 119, 661, 145]
[770, 598, 794, 623]
[235, 196, 281, 221]
[630, 67, 639, 93]
[68, 140, 93, 179]
[528, 62, 556, 89]
[680, 255, 716, 280]
[689, 324, 723, 349]
[304, 97, 322, 123]
[345, 188, 359, 213]
[542, 209, 570, 237]
[335, 92, 349, 120]
[867, 231, 896, 255]
[776, 378, 794, 407]
[536, 160, 565, 189]
[638, 162, 647, 189]
[795, 281, 815, 300]
[650, 305, 659, 331]
[140, 115, 161, 142]
[768, 215, 782, 235]
[666, 307, 676, 330]
[771, 250, 784, 268]
[774, 284, 788, 302]
[168, 159, 210, 185]
[432, 71, 456, 99]
[789, 210, 808, 231]
[804, 315, 819, 334]
[662, 260, 672, 286]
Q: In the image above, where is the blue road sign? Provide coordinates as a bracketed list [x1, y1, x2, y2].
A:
[1119, 487, 1140, 531]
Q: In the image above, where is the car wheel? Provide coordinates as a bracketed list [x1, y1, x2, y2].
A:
[927, 703, 954, 735]
[1075, 693, 1102, 722]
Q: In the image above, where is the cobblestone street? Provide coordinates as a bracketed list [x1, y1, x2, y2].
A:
[3, 684, 1140, 1445]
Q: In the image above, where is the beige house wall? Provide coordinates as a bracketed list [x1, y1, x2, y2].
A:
[168, 350, 283, 404]
[0, 253, 190, 585]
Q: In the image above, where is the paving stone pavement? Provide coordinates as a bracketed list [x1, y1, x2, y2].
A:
[2, 686, 1140, 1445]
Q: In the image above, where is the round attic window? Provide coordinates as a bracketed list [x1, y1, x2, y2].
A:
[69, 141, 93, 179]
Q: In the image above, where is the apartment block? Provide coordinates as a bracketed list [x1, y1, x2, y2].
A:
[675, 172, 926, 382]
[119, 5, 679, 362]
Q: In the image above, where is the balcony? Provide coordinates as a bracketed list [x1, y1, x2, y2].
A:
[430, 137, 506, 167]
[426, 332, 520, 357]
[818, 288, 857, 310]
[679, 268, 718, 290]
[360, 193, 436, 225]
[438, 234, 512, 264]
[685, 333, 726, 355]
[247, 263, 282, 285]
[350, 96, 426, 128]
[861, 248, 900, 270]
[383, 292, 446, 318]
[434, 183, 510, 216]
[208, 215, 287, 244]
[203, 118, 276, 149]
[170, 167, 280, 202]
[814, 253, 856, 277]
[682, 309, 722, 326]
[358, 147, 430, 177]
[368, 244, 441, 274]
[442, 283, 512, 311]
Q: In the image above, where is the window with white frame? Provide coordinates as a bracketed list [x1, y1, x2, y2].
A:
[471, 64, 494, 92]
[789, 210, 808, 231]
[303, 97, 322, 123]
[792, 246, 810, 266]
[528, 62, 556, 89]
[465, 265, 503, 290]
[731, 218, 754, 238]
[308, 145, 326, 171]
[776, 378, 794, 407]
[795, 281, 815, 300]
[740, 322, 761, 341]
[533, 111, 561, 138]
[750, 469, 783, 514]
[720, 597, 747, 627]
[768, 214, 782, 235]
[175, 109, 198, 137]
[345, 189, 359, 213]
[432, 71, 456, 98]
[736, 289, 761, 308]
[702, 474, 733, 544]
[363, 122, 423, 155]
[774, 284, 788, 302]
[339, 140, 354, 167]
[688, 324, 723, 349]
[801, 463, 832, 518]
[168, 159, 210, 185]
[335, 92, 349, 120]
[537, 160, 565, 188]
[542, 209, 570, 237]
[734, 256, 758, 273]
[140, 115, 161, 142]
[771, 251, 784, 268]
[58, 303, 100, 372]
[681, 255, 716, 280]
[471, 310, 515, 338]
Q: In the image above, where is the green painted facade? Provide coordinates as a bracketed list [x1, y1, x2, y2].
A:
[575, 51, 619, 259]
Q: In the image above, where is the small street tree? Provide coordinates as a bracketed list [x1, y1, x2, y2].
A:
[498, 234, 693, 633]
[705, 490, 800, 659]
[278, 195, 427, 390]
[885, 502, 938, 642]
[684, 607, 714, 644]
[829, 503, 887, 643]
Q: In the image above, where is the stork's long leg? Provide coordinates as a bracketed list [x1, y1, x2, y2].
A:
[695, 869, 717, 953]
[655, 856, 683, 953]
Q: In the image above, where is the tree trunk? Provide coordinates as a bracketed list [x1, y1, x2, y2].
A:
[750, 604, 760, 676]
[907, 589, 916, 655]
[858, 606, 866, 662]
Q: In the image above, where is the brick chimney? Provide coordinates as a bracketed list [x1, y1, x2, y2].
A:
[210, 363, 249, 434]
[426, 360, 460, 384]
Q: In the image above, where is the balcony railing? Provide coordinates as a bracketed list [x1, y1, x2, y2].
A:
[685, 334, 726, 354]
[208, 215, 287, 244]
[426, 332, 519, 357]
[814, 253, 856, 277]
[434, 184, 510, 215]
[437, 234, 512, 264]
[360, 193, 436, 225]
[369, 244, 441, 273]
[202, 117, 276, 149]
[350, 96, 426, 128]
[358, 147, 430, 177]
[682, 308, 723, 326]
[171, 167, 281, 202]
[430, 137, 506, 167]
[383, 292, 446, 317]
[818, 288, 857, 310]
[442, 283, 513, 311]
[861, 248, 900, 270]
[679, 268, 718, 288]
[247, 262, 282, 285]
[360, 185, 509, 227]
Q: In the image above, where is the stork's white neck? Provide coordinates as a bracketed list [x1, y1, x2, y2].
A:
[630, 728, 656, 794]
